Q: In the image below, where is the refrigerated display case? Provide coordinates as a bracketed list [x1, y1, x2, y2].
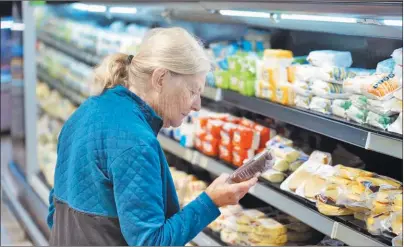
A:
[3, 1, 402, 246]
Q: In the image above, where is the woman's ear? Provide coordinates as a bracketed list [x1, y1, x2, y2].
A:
[151, 68, 168, 93]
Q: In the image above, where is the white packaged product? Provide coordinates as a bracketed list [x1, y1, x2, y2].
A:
[311, 80, 349, 99]
[391, 48, 403, 66]
[332, 99, 352, 118]
[307, 50, 353, 68]
[309, 96, 332, 114]
[388, 113, 403, 134]
[295, 95, 311, 109]
[346, 105, 368, 124]
[366, 111, 393, 130]
[350, 95, 402, 116]
[376, 58, 395, 74]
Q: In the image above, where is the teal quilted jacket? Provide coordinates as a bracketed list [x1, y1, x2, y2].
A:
[47, 85, 220, 246]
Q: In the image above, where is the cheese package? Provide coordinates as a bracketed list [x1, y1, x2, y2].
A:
[365, 190, 403, 214]
[272, 158, 290, 172]
[219, 143, 233, 164]
[309, 151, 332, 165]
[255, 80, 274, 101]
[254, 124, 277, 148]
[249, 233, 287, 246]
[346, 105, 368, 124]
[201, 134, 219, 157]
[309, 96, 332, 114]
[307, 50, 353, 68]
[220, 228, 238, 245]
[354, 211, 368, 221]
[197, 117, 210, 129]
[289, 159, 305, 172]
[232, 145, 256, 167]
[343, 73, 400, 100]
[220, 122, 238, 146]
[266, 135, 293, 147]
[288, 170, 313, 192]
[274, 82, 295, 106]
[236, 209, 266, 225]
[233, 125, 260, 150]
[261, 169, 286, 183]
[356, 175, 402, 193]
[272, 144, 300, 163]
[252, 218, 287, 236]
[366, 111, 393, 130]
[390, 212, 403, 236]
[239, 118, 256, 128]
[316, 184, 353, 216]
[366, 212, 390, 235]
[334, 165, 374, 180]
[303, 175, 327, 199]
[332, 99, 352, 118]
[295, 95, 311, 109]
[391, 192, 403, 212]
[206, 119, 224, 138]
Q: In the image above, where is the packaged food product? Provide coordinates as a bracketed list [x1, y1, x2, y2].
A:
[239, 72, 256, 97]
[356, 175, 402, 193]
[266, 135, 293, 147]
[249, 233, 287, 245]
[303, 175, 327, 199]
[220, 228, 238, 245]
[391, 48, 403, 66]
[309, 96, 332, 114]
[366, 212, 390, 235]
[307, 50, 353, 68]
[252, 218, 287, 236]
[346, 105, 368, 124]
[354, 211, 368, 221]
[206, 119, 224, 138]
[310, 80, 347, 98]
[366, 111, 393, 130]
[228, 149, 273, 183]
[316, 184, 353, 216]
[202, 134, 219, 157]
[220, 122, 238, 146]
[390, 212, 403, 236]
[273, 82, 295, 106]
[392, 233, 403, 246]
[332, 99, 352, 118]
[289, 159, 305, 172]
[272, 158, 290, 172]
[350, 95, 402, 116]
[261, 169, 286, 183]
[239, 118, 256, 128]
[388, 113, 403, 134]
[254, 125, 276, 148]
[343, 73, 400, 100]
[376, 58, 395, 74]
[391, 192, 403, 212]
[232, 145, 256, 167]
[255, 80, 274, 101]
[232, 125, 260, 150]
[219, 143, 233, 164]
[309, 151, 332, 165]
[334, 164, 374, 180]
[365, 190, 402, 214]
[236, 209, 267, 225]
[295, 95, 311, 109]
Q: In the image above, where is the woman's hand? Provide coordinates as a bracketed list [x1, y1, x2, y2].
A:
[205, 173, 259, 208]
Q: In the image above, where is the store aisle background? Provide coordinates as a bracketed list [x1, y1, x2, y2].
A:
[1, 135, 33, 246]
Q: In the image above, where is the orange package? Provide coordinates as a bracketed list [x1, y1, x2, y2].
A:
[202, 134, 219, 157]
[198, 117, 210, 129]
[220, 123, 238, 146]
[233, 125, 260, 150]
[194, 131, 207, 152]
[254, 124, 277, 148]
[232, 145, 255, 167]
[225, 115, 241, 124]
[206, 119, 225, 138]
[219, 143, 233, 164]
[239, 118, 256, 128]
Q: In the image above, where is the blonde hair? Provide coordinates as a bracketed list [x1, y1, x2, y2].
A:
[91, 27, 211, 95]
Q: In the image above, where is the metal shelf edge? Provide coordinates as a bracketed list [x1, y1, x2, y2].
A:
[157, 134, 387, 246]
[192, 231, 222, 246]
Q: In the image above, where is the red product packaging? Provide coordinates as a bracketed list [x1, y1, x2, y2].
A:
[194, 131, 207, 151]
[239, 118, 256, 128]
[232, 125, 260, 150]
[219, 143, 233, 164]
[225, 115, 241, 124]
[232, 145, 255, 167]
[254, 124, 277, 148]
[206, 119, 225, 139]
[202, 134, 219, 157]
[220, 123, 238, 146]
[198, 117, 210, 129]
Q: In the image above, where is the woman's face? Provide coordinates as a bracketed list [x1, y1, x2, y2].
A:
[157, 71, 206, 128]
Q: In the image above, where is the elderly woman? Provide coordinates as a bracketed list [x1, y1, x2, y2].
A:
[47, 27, 264, 246]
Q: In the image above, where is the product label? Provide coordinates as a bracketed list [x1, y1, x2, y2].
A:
[204, 142, 212, 152]
[233, 132, 241, 143]
[221, 132, 231, 145]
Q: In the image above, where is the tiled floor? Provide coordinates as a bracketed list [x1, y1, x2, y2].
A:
[1, 136, 32, 246]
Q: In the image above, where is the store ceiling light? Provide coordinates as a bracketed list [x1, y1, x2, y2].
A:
[219, 10, 270, 18]
[109, 7, 137, 14]
[72, 3, 107, 13]
[1, 20, 13, 29]
[383, 19, 403, 27]
[280, 14, 357, 23]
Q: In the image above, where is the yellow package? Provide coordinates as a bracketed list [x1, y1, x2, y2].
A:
[236, 209, 266, 225]
[252, 218, 287, 236]
[274, 83, 295, 106]
[249, 233, 287, 245]
[255, 80, 275, 101]
[272, 144, 300, 163]
[264, 49, 294, 59]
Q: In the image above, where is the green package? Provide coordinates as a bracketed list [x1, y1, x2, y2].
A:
[214, 70, 230, 89]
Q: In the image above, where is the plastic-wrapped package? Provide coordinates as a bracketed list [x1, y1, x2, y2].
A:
[316, 183, 353, 216]
[309, 96, 332, 114]
[392, 232, 403, 246]
[343, 73, 400, 100]
[249, 218, 288, 245]
[309, 150, 332, 165]
[346, 105, 368, 124]
[365, 190, 402, 214]
[255, 80, 274, 101]
[272, 145, 300, 163]
[236, 209, 267, 226]
[376, 58, 396, 74]
[254, 124, 277, 149]
[219, 143, 233, 163]
[232, 145, 256, 167]
[366, 111, 393, 130]
[394, 64, 403, 81]
[266, 135, 293, 148]
[391, 48, 403, 66]
[357, 176, 402, 195]
[220, 122, 237, 146]
[271, 158, 290, 172]
[227, 150, 273, 183]
[310, 80, 350, 99]
[390, 212, 403, 236]
[307, 50, 353, 68]
[233, 125, 260, 150]
[347, 68, 375, 76]
[334, 164, 374, 180]
[274, 82, 295, 106]
[214, 70, 230, 89]
[332, 99, 352, 118]
[366, 212, 390, 235]
[350, 95, 402, 116]
[261, 169, 286, 183]
[201, 134, 219, 157]
[206, 119, 224, 138]
[295, 95, 311, 109]
[388, 113, 403, 134]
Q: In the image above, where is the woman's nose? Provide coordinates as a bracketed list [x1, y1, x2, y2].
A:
[191, 95, 201, 111]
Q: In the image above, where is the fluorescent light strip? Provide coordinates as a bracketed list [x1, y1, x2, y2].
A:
[383, 19, 403, 27]
[109, 7, 137, 14]
[1, 20, 13, 29]
[281, 14, 357, 23]
[219, 10, 270, 18]
[72, 3, 106, 13]
[12, 23, 24, 31]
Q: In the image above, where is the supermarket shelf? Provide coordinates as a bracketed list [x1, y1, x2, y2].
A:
[203, 87, 222, 101]
[37, 32, 100, 66]
[221, 90, 403, 159]
[37, 68, 86, 106]
[157, 134, 388, 246]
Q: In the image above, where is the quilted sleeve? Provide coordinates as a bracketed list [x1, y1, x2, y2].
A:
[109, 145, 220, 246]
[47, 188, 55, 229]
